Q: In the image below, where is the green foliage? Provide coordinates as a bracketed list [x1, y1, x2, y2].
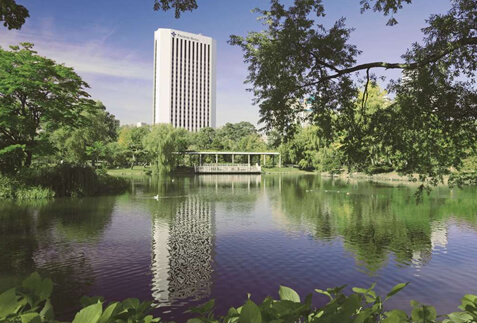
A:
[209, 122, 260, 151]
[0, 174, 55, 200]
[2, 273, 477, 323]
[449, 171, 477, 188]
[17, 164, 127, 198]
[0, 43, 94, 170]
[230, 0, 476, 183]
[153, 0, 198, 18]
[49, 101, 118, 166]
[117, 126, 150, 169]
[0, 273, 161, 323]
[192, 127, 217, 150]
[186, 283, 477, 323]
[143, 124, 188, 175]
[278, 126, 342, 172]
[0, 0, 29, 29]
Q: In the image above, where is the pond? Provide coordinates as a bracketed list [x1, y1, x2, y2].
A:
[0, 174, 476, 321]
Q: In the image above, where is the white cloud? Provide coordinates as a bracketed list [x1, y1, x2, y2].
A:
[0, 21, 151, 80]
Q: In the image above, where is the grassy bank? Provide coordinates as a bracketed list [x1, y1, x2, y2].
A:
[0, 175, 55, 200]
[107, 166, 152, 177]
[262, 167, 316, 174]
[1, 164, 128, 200]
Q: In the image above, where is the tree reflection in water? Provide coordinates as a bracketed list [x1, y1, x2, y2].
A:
[0, 197, 116, 318]
[268, 175, 476, 274]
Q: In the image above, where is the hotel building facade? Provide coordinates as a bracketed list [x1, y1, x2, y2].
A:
[153, 28, 216, 131]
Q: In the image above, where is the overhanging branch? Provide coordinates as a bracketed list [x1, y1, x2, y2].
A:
[306, 36, 477, 86]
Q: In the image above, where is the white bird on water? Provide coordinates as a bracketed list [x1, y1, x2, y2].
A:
[153, 195, 159, 200]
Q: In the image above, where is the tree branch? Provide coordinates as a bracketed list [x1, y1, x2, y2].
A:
[305, 36, 477, 86]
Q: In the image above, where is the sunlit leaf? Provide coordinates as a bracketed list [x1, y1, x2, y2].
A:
[278, 286, 300, 303]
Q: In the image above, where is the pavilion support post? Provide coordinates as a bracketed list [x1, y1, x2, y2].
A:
[263, 154, 265, 166]
[200, 154, 202, 166]
[232, 154, 234, 164]
[248, 154, 250, 166]
[216, 154, 218, 164]
[279, 154, 282, 168]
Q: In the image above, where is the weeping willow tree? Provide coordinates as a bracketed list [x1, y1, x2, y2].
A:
[142, 124, 188, 174]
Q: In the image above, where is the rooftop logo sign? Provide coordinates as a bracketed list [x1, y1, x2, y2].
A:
[171, 31, 200, 42]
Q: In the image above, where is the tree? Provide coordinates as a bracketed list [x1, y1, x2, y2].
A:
[0, 0, 419, 30]
[0, 43, 94, 170]
[229, 0, 476, 181]
[213, 122, 259, 150]
[49, 101, 117, 166]
[151, 0, 414, 24]
[142, 124, 185, 174]
[192, 127, 216, 150]
[0, 0, 29, 30]
[118, 125, 150, 169]
[153, 0, 198, 18]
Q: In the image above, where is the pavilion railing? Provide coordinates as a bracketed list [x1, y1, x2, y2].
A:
[194, 164, 262, 173]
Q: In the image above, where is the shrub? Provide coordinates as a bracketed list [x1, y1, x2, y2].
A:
[17, 164, 128, 197]
[0, 174, 55, 200]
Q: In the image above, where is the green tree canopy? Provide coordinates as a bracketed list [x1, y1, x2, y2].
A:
[0, 43, 94, 170]
[229, 0, 476, 180]
[143, 124, 188, 174]
[118, 125, 150, 168]
[0, 0, 29, 29]
[49, 101, 118, 166]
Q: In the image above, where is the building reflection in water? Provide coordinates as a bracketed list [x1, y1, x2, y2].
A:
[150, 175, 262, 307]
[412, 223, 448, 275]
[151, 195, 215, 306]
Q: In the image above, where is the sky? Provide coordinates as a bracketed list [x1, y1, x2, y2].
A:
[0, 0, 451, 127]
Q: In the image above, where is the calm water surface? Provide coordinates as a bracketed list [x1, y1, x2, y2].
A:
[1, 175, 476, 321]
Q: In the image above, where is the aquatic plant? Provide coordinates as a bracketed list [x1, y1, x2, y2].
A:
[1, 273, 476, 322]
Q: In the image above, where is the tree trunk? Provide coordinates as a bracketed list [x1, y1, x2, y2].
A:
[24, 149, 33, 167]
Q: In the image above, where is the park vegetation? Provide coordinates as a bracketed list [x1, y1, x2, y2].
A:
[0, 43, 126, 198]
[0, 44, 473, 190]
[1, 272, 477, 323]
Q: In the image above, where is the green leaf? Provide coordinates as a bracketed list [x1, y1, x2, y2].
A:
[340, 294, 362, 317]
[22, 273, 41, 292]
[39, 299, 55, 321]
[385, 283, 409, 302]
[72, 302, 102, 323]
[271, 300, 303, 317]
[382, 310, 408, 323]
[202, 299, 215, 312]
[98, 302, 120, 323]
[278, 286, 300, 303]
[447, 311, 474, 323]
[121, 298, 140, 309]
[240, 300, 262, 323]
[411, 305, 437, 323]
[315, 289, 332, 300]
[80, 296, 104, 308]
[38, 278, 53, 300]
[0, 288, 18, 319]
[20, 313, 42, 323]
[352, 287, 368, 294]
[187, 319, 205, 323]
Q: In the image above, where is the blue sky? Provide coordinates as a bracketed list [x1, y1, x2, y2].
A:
[0, 0, 451, 127]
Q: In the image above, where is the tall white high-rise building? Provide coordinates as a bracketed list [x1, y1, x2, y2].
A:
[153, 28, 216, 131]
